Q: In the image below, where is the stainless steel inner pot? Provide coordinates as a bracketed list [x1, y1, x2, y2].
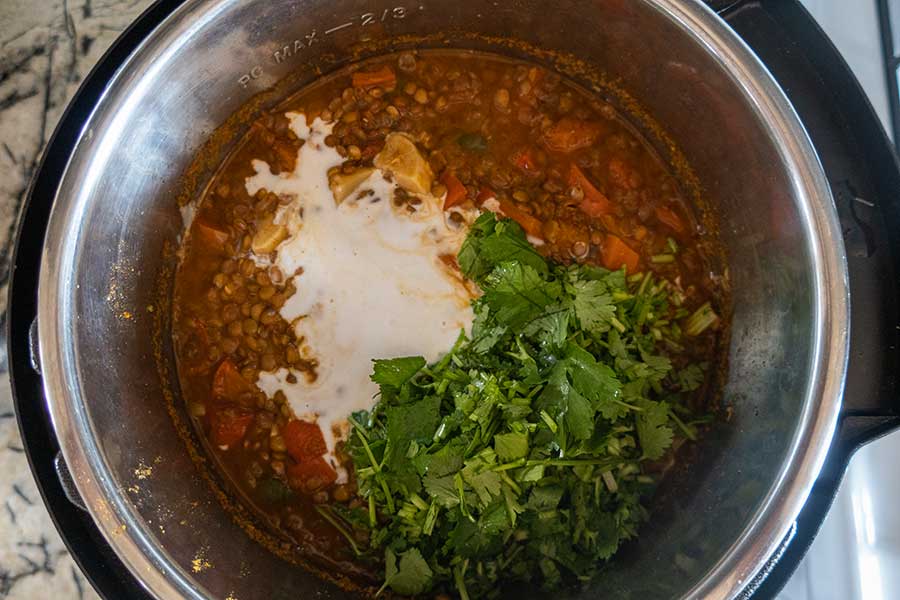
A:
[35, 0, 849, 598]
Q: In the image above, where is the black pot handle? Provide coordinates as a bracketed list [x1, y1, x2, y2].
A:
[27, 317, 89, 511]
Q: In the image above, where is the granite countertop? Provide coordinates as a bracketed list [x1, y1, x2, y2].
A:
[0, 1, 151, 598]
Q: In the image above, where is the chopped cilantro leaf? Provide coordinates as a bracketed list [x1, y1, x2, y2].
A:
[385, 397, 442, 444]
[494, 432, 529, 461]
[458, 213, 547, 283]
[636, 400, 675, 460]
[384, 547, 433, 595]
[371, 356, 426, 387]
[482, 261, 559, 328]
[572, 279, 616, 332]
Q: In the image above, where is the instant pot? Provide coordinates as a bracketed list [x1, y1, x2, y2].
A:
[8, 0, 899, 598]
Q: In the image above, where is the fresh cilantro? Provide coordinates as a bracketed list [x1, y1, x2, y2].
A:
[678, 362, 707, 392]
[481, 261, 559, 328]
[526, 484, 564, 510]
[635, 400, 674, 460]
[494, 432, 529, 461]
[385, 397, 441, 445]
[383, 547, 433, 595]
[458, 213, 547, 283]
[371, 356, 426, 387]
[346, 213, 714, 597]
[571, 279, 616, 331]
[423, 473, 460, 507]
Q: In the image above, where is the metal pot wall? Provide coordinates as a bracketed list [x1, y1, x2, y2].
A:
[9, 0, 858, 598]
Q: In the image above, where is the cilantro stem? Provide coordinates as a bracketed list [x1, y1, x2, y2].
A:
[379, 477, 395, 514]
[684, 301, 719, 336]
[539, 410, 559, 433]
[636, 301, 651, 327]
[499, 544, 523, 569]
[368, 494, 377, 528]
[354, 429, 381, 473]
[609, 317, 627, 333]
[492, 458, 527, 471]
[454, 560, 471, 600]
[433, 421, 449, 442]
[423, 500, 438, 536]
[686, 414, 716, 426]
[315, 506, 361, 556]
[431, 330, 468, 372]
[627, 272, 644, 284]
[499, 471, 521, 495]
[613, 398, 643, 412]
[526, 457, 626, 468]
[455, 472, 474, 522]
[409, 493, 428, 511]
[601, 470, 618, 493]
[668, 409, 697, 441]
[651, 254, 675, 264]
[667, 237, 679, 254]
[347, 415, 369, 440]
[637, 272, 653, 296]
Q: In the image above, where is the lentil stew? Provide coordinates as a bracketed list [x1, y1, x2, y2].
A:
[172, 50, 724, 592]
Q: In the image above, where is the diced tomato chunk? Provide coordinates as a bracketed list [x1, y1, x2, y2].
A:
[569, 165, 613, 217]
[601, 234, 640, 273]
[440, 171, 468, 210]
[476, 186, 496, 205]
[212, 359, 253, 403]
[655, 206, 686, 234]
[543, 118, 602, 153]
[512, 147, 538, 172]
[351, 65, 397, 89]
[287, 456, 338, 492]
[496, 199, 544, 240]
[209, 409, 254, 448]
[284, 419, 328, 462]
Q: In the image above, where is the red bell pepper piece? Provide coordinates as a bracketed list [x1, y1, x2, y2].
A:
[601, 234, 640, 273]
[284, 419, 328, 462]
[212, 359, 253, 403]
[209, 409, 254, 448]
[441, 171, 468, 210]
[287, 457, 338, 492]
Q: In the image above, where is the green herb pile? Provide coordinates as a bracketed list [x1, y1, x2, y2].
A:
[339, 213, 716, 598]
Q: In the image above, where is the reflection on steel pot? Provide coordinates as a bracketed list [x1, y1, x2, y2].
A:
[29, 0, 849, 599]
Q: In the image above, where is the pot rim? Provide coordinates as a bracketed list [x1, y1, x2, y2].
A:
[35, 1, 850, 599]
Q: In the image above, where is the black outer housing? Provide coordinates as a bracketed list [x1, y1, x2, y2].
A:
[7, 1, 900, 598]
